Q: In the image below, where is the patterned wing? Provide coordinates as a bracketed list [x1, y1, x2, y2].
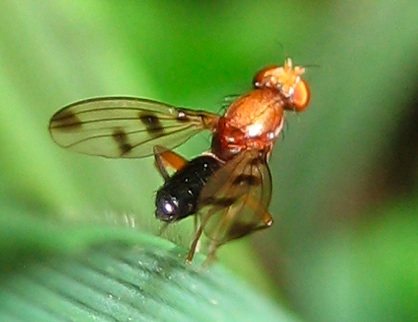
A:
[49, 97, 219, 158]
[197, 149, 273, 244]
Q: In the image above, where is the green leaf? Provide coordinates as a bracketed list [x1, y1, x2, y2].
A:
[0, 213, 296, 321]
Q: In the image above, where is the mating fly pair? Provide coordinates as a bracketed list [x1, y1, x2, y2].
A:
[49, 58, 310, 262]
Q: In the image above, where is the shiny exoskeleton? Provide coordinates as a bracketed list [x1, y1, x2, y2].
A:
[48, 57, 311, 263]
[155, 155, 222, 223]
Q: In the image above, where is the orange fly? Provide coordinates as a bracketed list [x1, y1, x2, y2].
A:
[49, 58, 310, 262]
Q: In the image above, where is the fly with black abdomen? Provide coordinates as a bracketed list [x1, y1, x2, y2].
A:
[49, 58, 311, 263]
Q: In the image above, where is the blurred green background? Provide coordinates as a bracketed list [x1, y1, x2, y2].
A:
[1, 1, 417, 321]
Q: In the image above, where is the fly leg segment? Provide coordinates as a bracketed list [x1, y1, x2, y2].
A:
[170, 205, 203, 263]
[186, 206, 219, 263]
[153, 145, 187, 181]
[186, 223, 204, 264]
[192, 215, 202, 256]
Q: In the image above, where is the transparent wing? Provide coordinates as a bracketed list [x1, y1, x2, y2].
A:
[49, 97, 219, 158]
[197, 149, 273, 244]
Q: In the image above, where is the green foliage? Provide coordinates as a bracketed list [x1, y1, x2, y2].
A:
[0, 1, 417, 321]
[0, 212, 295, 321]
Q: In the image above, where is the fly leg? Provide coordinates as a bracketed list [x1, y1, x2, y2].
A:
[153, 145, 187, 181]
[186, 223, 203, 264]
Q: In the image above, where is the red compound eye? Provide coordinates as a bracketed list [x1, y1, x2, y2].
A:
[253, 58, 311, 112]
[291, 79, 310, 112]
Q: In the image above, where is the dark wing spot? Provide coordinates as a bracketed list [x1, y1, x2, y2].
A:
[176, 110, 191, 122]
[50, 110, 82, 131]
[250, 157, 263, 166]
[139, 112, 164, 134]
[227, 217, 273, 241]
[232, 174, 261, 186]
[227, 222, 259, 240]
[112, 129, 132, 154]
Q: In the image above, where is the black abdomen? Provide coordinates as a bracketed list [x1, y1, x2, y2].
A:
[155, 155, 222, 222]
